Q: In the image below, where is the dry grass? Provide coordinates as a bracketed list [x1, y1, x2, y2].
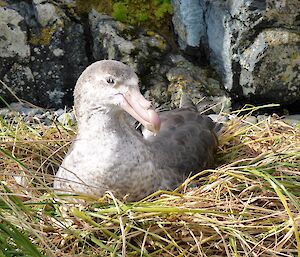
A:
[0, 105, 299, 256]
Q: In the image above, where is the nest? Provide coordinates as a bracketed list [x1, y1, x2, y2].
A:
[0, 106, 299, 256]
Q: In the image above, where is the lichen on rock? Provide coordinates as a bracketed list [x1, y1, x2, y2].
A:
[0, 1, 88, 108]
[89, 9, 169, 74]
[171, 0, 300, 106]
[33, 1, 58, 27]
[0, 7, 30, 59]
[240, 29, 300, 103]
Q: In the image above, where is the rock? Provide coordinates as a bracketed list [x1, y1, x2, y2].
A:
[143, 73, 170, 109]
[14, 174, 30, 188]
[243, 116, 258, 124]
[0, 1, 89, 108]
[89, 10, 170, 74]
[33, 1, 58, 27]
[208, 114, 228, 123]
[239, 29, 299, 103]
[0, 107, 9, 116]
[165, 55, 227, 107]
[171, 0, 205, 50]
[54, 108, 65, 116]
[9, 102, 43, 116]
[196, 95, 232, 115]
[283, 115, 300, 127]
[143, 54, 229, 111]
[0, 6, 30, 59]
[0, 101, 77, 127]
[210, 96, 232, 114]
[257, 115, 269, 122]
[0, 6, 31, 101]
[3, 64, 36, 102]
[171, 0, 300, 105]
[0, 0, 298, 115]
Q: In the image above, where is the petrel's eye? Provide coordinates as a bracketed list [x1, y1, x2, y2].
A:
[106, 77, 115, 84]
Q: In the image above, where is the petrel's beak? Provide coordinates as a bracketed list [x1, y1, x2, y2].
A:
[120, 89, 160, 134]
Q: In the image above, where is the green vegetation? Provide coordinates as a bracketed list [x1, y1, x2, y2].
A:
[0, 0, 8, 7]
[153, 0, 173, 19]
[76, 0, 173, 30]
[112, 2, 128, 22]
[1, 102, 300, 256]
[29, 25, 58, 46]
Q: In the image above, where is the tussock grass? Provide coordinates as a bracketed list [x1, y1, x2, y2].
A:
[0, 105, 299, 256]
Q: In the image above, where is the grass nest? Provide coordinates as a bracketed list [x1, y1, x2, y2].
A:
[0, 104, 299, 256]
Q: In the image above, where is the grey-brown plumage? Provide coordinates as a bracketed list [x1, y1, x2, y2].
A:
[54, 60, 219, 201]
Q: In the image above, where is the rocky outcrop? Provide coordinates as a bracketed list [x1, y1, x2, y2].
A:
[0, 0, 88, 107]
[1, 2, 225, 109]
[171, 0, 300, 105]
[0, 2, 173, 108]
[1, 0, 298, 111]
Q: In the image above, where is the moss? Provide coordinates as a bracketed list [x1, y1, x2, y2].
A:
[76, 0, 113, 15]
[154, 0, 173, 19]
[0, 0, 8, 7]
[146, 31, 156, 37]
[29, 25, 58, 46]
[146, 31, 167, 50]
[75, 0, 173, 36]
[65, 3, 81, 19]
[291, 51, 299, 60]
[136, 12, 148, 22]
[112, 2, 128, 22]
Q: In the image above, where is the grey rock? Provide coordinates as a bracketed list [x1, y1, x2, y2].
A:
[2, 64, 36, 102]
[54, 108, 65, 116]
[209, 96, 232, 114]
[33, 2, 58, 27]
[14, 174, 30, 188]
[239, 29, 300, 103]
[171, 0, 300, 104]
[0, 5, 31, 93]
[0, 7, 30, 59]
[143, 75, 170, 109]
[1, 0, 297, 114]
[0, 1, 89, 108]
[165, 56, 227, 107]
[208, 114, 228, 123]
[243, 116, 258, 124]
[143, 54, 229, 112]
[9, 102, 29, 110]
[33, 0, 47, 4]
[89, 10, 169, 74]
[42, 110, 53, 120]
[196, 95, 231, 115]
[0, 107, 9, 116]
[0, 101, 77, 126]
[257, 115, 269, 122]
[9, 102, 43, 116]
[283, 115, 300, 127]
[171, 0, 206, 49]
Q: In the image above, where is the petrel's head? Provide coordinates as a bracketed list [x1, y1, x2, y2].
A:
[74, 60, 160, 133]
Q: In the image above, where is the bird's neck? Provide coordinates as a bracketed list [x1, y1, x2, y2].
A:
[77, 111, 143, 144]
